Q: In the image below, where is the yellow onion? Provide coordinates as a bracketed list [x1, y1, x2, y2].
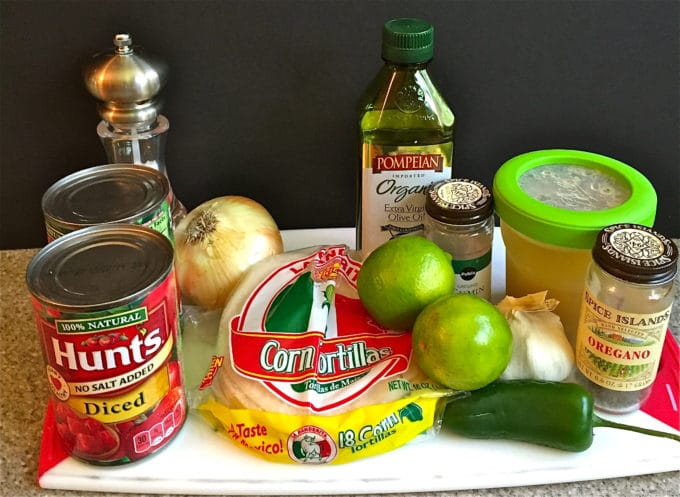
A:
[174, 196, 284, 309]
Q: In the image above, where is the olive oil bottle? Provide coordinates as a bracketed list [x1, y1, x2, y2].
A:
[357, 18, 455, 255]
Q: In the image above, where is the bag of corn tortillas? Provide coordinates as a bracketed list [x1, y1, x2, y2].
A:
[195, 245, 451, 464]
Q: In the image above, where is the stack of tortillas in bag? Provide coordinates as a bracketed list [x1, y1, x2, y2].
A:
[211, 246, 435, 414]
[199, 245, 450, 464]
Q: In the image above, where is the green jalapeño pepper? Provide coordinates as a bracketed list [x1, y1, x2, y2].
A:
[442, 380, 680, 452]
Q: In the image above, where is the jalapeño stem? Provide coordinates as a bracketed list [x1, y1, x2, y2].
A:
[592, 413, 680, 442]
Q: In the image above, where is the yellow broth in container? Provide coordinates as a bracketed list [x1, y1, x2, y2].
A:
[492, 149, 657, 344]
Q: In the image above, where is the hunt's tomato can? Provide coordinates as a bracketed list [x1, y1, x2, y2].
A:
[26, 224, 186, 465]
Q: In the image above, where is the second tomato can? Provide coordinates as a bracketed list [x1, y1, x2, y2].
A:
[42, 164, 172, 242]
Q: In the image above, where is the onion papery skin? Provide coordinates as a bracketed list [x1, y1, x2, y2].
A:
[174, 196, 284, 309]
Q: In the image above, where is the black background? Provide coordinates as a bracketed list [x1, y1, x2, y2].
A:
[1, 0, 678, 249]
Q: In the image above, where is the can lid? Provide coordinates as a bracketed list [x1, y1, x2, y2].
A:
[593, 224, 678, 284]
[426, 178, 494, 225]
[26, 224, 174, 312]
[382, 18, 434, 63]
[492, 149, 658, 249]
[42, 164, 169, 231]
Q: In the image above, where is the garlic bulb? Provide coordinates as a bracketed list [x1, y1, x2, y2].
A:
[497, 292, 575, 381]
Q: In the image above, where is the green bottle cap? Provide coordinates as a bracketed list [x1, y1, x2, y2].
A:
[382, 18, 434, 64]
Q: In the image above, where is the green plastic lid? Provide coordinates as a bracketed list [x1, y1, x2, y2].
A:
[382, 18, 434, 64]
[492, 149, 657, 249]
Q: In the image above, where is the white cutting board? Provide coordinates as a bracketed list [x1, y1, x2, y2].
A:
[38, 228, 680, 495]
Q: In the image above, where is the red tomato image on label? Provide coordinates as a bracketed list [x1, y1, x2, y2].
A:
[49, 375, 62, 392]
[167, 360, 183, 389]
[53, 401, 124, 463]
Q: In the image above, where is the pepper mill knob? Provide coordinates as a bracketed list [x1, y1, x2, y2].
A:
[83, 33, 168, 127]
[113, 33, 133, 54]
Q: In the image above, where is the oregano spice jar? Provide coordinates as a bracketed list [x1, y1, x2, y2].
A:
[424, 178, 494, 300]
[574, 223, 678, 414]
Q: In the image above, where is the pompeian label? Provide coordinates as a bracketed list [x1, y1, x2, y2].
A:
[371, 154, 444, 173]
[227, 245, 413, 413]
[575, 289, 670, 392]
[361, 143, 453, 255]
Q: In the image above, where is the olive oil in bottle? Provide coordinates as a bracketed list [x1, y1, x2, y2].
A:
[357, 18, 455, 255]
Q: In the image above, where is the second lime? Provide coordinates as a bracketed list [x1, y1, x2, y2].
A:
[413, 294, 512, 391]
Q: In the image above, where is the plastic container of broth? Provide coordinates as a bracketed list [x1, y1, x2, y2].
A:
[492, 149, 657, 345]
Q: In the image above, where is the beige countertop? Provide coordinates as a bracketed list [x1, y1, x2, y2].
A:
[1, 247, 678, 497]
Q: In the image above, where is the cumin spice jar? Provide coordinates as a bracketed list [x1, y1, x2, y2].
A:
[424, 178, 494, 301]
[574, 223, 678, 414]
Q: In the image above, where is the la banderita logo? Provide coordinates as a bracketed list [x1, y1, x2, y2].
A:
[287, 426, 337, 464]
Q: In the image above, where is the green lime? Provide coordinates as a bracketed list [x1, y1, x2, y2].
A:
[412, 294, 512, 391]
[357, 236, 455, 330]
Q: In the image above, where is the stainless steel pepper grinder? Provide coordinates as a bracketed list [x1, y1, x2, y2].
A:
[83, 33, 186, 225]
